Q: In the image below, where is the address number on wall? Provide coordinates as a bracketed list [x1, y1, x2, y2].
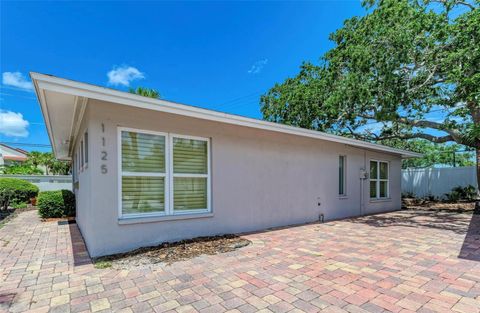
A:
[101, 123, 108, 174]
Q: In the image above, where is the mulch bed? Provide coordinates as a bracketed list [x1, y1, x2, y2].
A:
[403, 198, 477, 213]
[41, 216, 75, 223]
[95, 234, 251, 269]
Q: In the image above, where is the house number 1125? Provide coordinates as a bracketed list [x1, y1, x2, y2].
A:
[101, 123, 108, 174]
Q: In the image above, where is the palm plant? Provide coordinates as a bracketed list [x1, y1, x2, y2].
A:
[129, 87, 161, 99]
[27, 151, 43, 169]
[41, 152, 56, 175]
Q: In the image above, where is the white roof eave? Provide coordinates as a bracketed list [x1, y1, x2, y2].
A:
[30, 72, 423, 159]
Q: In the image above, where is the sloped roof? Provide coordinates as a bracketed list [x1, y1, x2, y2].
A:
[0, 144, 29, 159]
[30, 72, 422, 160]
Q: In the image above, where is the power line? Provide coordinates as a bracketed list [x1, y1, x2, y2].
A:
[1, 142, 51, 147]
[212, 91, 264, 112]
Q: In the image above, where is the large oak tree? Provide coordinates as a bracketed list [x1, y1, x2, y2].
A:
[261, 0, 480, 191]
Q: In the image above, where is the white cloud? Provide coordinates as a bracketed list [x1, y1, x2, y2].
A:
[2, 72, 33, 91]
[107, 65, 144, 86]
[0, 110, 29, 137]
[248, 59, 268, 74]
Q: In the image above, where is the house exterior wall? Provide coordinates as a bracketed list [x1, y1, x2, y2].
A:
[72, 107, 94, 251]
[0, 145, 28, 167]
[81, 99, 402, 257]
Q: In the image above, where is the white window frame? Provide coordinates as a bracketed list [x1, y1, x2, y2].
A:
[84, 131, 88, 167]
[77, 146, 81, 172]
[80, 140, 84, 171]
[169, 133, 211, 215]
[339, 155, 347, 197]
[118, 127, 169, 219]
[73, 152, 78, 182]
[117, 127, 211, 220]
[370, 159, 389, 199]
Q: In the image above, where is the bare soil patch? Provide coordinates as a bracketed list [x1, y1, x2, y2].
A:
[94, 234, 251, 269]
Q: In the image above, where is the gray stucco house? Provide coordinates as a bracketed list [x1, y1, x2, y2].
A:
[31, 72, 420, 257]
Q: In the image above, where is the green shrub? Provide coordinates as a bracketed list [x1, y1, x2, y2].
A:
[402, 191, 415, 198]
[0, 189, 15, 210]
[444, 185, 478, 202]
[37, 190, 76, 218]
[0, 178, 39, 210]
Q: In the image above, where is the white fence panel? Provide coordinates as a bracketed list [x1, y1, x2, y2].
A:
[402, 166, 477, 199]
[0, 175, 72, 191]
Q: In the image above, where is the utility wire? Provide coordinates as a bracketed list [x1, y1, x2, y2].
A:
[212, 91, 264, 112]
[1, 142, 51, 147]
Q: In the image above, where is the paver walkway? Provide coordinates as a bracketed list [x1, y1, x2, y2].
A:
[1, 209, 480, 313]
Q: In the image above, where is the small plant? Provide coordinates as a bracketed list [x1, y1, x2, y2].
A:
[424, 194, 437, 202]
[402, 191, 415, 198]
[37, 190, 76, 218]
[0, 178, 39, 210]
[93, 260, 112, 269]
[444, 185, 478, 202]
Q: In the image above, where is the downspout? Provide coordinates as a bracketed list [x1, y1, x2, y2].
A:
[360, 150, 367, 216]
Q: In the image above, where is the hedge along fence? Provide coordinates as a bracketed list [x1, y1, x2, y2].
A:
[0, 178, 40, 210]
[37, 190, 76, 218]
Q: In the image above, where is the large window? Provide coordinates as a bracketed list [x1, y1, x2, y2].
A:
[370, 160, 389, 199]
[171, 136, 209, 213]
[119, 128, 210, 218]
[121, 130, 167, 216]
[339, 155, 346, 196]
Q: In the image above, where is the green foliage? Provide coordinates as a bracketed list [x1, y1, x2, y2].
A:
[129, 87, 161, 99]
[93, 260, 112, 269]
[37, 190, 76, 218]
[402, 191, 415, 198]
[260, 0, 480, 183]
[0, 163, 43, 175]
[0, 189, 14, 211]
[26, 151, 43, 169]
[444, 185, 478, 202]
[24, 151, 71, 175]
[11, 201, 27, 209]
[44, 153, 71, 175]
[378, 139, 475, 168]
[0, 178, 39, 210]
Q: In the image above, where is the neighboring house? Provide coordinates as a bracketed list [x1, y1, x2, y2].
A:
[31, 72, 421, 257]
[0, 144, 28, 167]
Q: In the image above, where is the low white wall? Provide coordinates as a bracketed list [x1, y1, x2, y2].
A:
[401, 166, 478, 199]
[0, 175, 72, 191]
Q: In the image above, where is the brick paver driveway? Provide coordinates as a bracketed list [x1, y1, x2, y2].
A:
[1, 209, 480, 313]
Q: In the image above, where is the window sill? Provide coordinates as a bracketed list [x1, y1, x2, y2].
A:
[369, 198, 392, 203]
[118, 212, 214, 225]
[339, 195, 348, 200]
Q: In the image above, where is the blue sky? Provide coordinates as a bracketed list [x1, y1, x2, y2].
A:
[0, 1, 366, 152]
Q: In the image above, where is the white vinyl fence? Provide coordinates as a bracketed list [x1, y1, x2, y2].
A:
[0, 175, 72, 191]
[402, 166, 478, 199]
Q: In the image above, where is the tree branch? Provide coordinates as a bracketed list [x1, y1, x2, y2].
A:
[346, 128, 455, 144]
[396, 117, 464, 142]
[355, 114, 464, 143]
[405, 65, 438, 93]
[430, 0, 475, 10]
